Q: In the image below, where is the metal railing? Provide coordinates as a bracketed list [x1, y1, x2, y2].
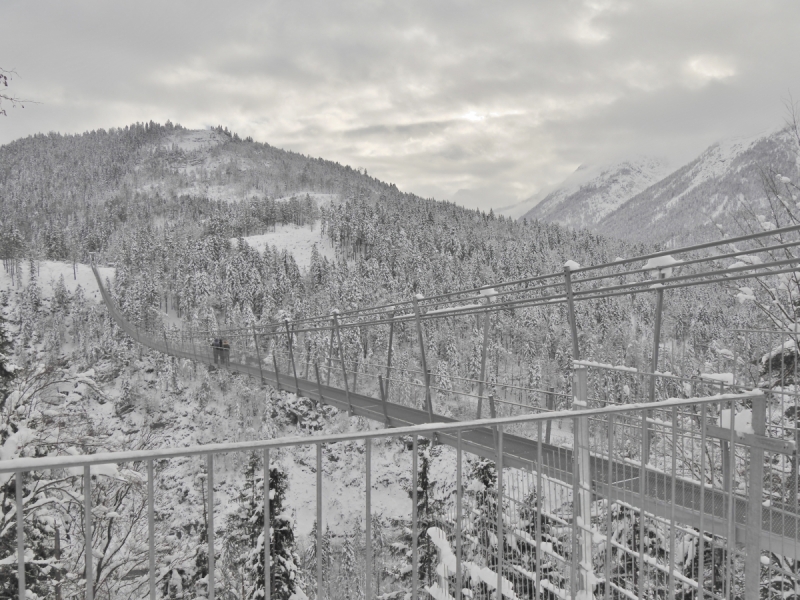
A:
[4, 379, 799, 600]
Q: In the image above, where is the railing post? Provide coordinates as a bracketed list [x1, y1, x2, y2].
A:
[456, 430, 463, 600]
[572, 366, 593, 598]
[314, 362, 325, 407]
[645, 271, 666, 464]
[285, 319, 300, 394]
[252, 326, 264, 384]
[496, 424, 504, 600]
[147, 459, 155, 600]
[477, 304, 491, 419]
[317, 443, 323, 600]
[264, 448, 271, 600]
[272, 352, 281, 391]
[385, 309, 396, 401]
[84, 465, 93, 600]
[412, 435, 419, 600]
[326, 316, 335, 386]
[412, 295, 434, 422]
[207, 454, 215, 600]
[332, 311, 354, 415]
[365, 438, 372, 600]
[563, 265, 580, 360]
[745, 394, 766, 597]
[545, 386, 554, 444]
[16, 471, 25, 600]
[378, 375, 391, 427]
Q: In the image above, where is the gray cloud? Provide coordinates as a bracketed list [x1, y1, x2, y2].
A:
[2, 0, 799, 211]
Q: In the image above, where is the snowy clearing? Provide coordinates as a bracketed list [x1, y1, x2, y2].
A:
[232, 222, 336, 271]
[0, 260, 114, 302]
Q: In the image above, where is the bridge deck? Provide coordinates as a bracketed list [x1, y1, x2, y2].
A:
[91, 266, 799, 558]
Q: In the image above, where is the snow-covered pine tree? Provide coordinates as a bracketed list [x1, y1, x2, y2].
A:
[222, 451, 303, 599]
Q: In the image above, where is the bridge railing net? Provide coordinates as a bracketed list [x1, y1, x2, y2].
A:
[4, 388, 798, 600]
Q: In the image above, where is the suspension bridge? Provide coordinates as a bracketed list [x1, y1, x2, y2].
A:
[4, 224, 800, 599]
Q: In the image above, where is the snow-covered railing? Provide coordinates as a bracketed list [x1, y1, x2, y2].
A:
[4, 388, 796, 600]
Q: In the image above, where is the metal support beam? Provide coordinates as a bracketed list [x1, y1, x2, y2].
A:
[326, 317, 335, 386]
[272, 352, 281, 391]
[365, 439, 372, 600]
[317, 443, 323, 599]
[456, 430, 463, 600]
[477, 306, 491, 419]
[207, 454, 215, 600]
[264, 448, 271, 600]
[285, 319, 300, 393]
[148, 459, 155, 600]
[496, 425, 504, 600]
[332, 312, 354, 415]
[16, 472, 25, 600]
[572, 367, 593, 598]
[563, 266, 580, 360]
[645, 271, 666, 464]
[378, 375, 391, 427]
[412, 296, 435, 422]
[314, 362, 325, 406]
[84, 465, 93, 600]
[252, 326, 264, 384]
[412, 435, 419, 600]
[385, 309, 396, 401]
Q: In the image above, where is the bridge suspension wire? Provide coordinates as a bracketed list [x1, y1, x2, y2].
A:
[205, 224, 800, 338]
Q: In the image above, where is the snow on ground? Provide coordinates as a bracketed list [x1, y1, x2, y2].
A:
[0, 260, 114, 302]
[232, 222, 336, 272]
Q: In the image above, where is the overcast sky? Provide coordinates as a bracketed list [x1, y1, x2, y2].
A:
[2, 0, 799, 212]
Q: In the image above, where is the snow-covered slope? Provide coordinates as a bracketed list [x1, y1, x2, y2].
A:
[520, 156, 672, 230]
[595, 127, 799, 243]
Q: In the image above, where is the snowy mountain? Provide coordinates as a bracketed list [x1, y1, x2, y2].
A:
[520, 126, 800, 244]
[520, 156, 673, 230]
[595, 127, 800, 243]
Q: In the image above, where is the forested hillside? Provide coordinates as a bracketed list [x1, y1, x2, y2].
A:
[0, 122, 783, 599]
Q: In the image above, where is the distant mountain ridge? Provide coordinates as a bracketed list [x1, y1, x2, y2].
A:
[521, 156, 672, 230]
[520, 126, 800, 244]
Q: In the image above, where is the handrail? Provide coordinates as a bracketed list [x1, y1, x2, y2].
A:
[0, 389, 762, 474]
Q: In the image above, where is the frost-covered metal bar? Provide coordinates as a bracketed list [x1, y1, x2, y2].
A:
[365, 438, 372, 600]
[84, 465, 93, 600]
[316, 443, 322, 598]
[16, 472, 24, 600]
[496, 424, 504, 600]
[147, 459, 155, 600]
[412, 434, 419, 600]
[207, 454, 215, 600]
[265, 448, 271, 600]
[456, 430, 463, 600]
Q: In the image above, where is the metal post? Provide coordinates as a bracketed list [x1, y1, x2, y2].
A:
[698, 404, 707, 599]
[147, 459, 155, 600]
[285, 319, 300, 394]
[604, 415, 613, 600]
[327, 317, 335, 386]
[412, 295, 434, 422]
[253, 326, 264, 384]
[496, 425, 504, 600]
[84, 465, 93, 600]
[332, 312, 354, 415]
[535, 421, 543, 600]
[365, 439, 372, 600]
[572, 367, 593, 598]
[385, 309, 396, 400]
[412, 435, 419, 600]
[563, 266, 580, 360]
[745, 396, 766, 595]
[456, 430, 463, 600]
[668, 406, 677, 597]
[264, 448, 271, 600]
[645, 271, 666, 463]
[317, 443, 323, 599]
[207, 454, 215, 600]
[378, 375, 391, 427]
[477, 306, 491, 418]
[314, 362, 325, 406]
[545, 387, 554, 444]
[16, 472, 25, 600]
[272, 352, 281, 391]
